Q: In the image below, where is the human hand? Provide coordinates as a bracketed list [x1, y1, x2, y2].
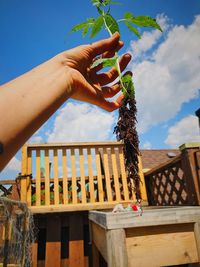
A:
[62, 32, 132, 111]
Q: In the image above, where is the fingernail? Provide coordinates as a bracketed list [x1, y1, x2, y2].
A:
[125, 53, 132, 59]
[113, 32, 120, 38]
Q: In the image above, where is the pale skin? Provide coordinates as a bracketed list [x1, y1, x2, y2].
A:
[0, 32, 132, 170]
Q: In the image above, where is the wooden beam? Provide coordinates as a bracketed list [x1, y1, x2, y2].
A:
[69, 214, 84, 267]
[45, 216, 61, 267]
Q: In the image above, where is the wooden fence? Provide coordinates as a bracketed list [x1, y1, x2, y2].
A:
[32, 212, 90, 267]
[20, 142, 147, 213]
[145, 145, 200, 206]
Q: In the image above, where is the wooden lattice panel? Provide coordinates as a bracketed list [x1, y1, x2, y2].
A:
[145, 151, 199, 206]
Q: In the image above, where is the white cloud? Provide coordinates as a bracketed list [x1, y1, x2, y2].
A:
[4, 156, 21, 172]
[128, 14, 170, 61]
[165, 115, 200, 147]
[29, 135, 43, 143]
[47, 102, 115, 142]
[142, 141, 152, 149]
[129, 15, 200, 133]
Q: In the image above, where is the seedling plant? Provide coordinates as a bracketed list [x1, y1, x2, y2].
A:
[71, 0, 162, 203]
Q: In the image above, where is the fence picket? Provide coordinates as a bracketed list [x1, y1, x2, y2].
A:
[88, 148, 95, 203]
[45, 149, 50, 205]
[79, 148, 86, 204]
[71, 148, 77, 204]
[62, 149, 68, 205]
[103, 147, 112, 202]
[36, 150, 41, 206]
[95, 148, 104, 202]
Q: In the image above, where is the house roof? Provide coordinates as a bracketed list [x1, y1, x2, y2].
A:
[140, 149, 181, 170]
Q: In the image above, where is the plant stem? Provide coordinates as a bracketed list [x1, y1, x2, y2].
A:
[102, 11, 128, 95]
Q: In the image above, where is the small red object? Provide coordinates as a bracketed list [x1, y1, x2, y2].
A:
[131, 204, 138, 211]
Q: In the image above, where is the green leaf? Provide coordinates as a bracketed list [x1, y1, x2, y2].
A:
[90, 15, 104, 38]
[124, 12, 162, 32]
[71, 21, 89, 33]
[82, 24, 91, 37]
[71, 18, 95, 37]
[121, 74, 135, 98]
[91, 55, 118, 68]
[124, 21, 141, 39]
[105, 14, 120, 34]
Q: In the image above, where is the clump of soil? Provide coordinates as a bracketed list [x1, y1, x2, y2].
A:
[114, 95, 141, 202]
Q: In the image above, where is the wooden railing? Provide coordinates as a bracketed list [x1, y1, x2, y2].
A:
[20, 142, 147, 213]
[145, 145, 200, 206]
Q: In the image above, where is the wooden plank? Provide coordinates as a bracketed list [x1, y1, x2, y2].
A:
[111, 147, 121, 202]
[26, 141, 123, 150]
[27, 149, 32, 206]
[29, 201, 131, 214]
[69, 214, 84, 267]
[138, 155, 148, 202]
[106, 229, 128, 267]
[91, 222, 107, 261]
[118, 146, 129, 201]
[44, 149, 50, 206]
[126, 224, 199, 267]
[92, 242, 100, 267]
[87, 148, 95, 203]
[35, 150, 41, 206]
[79, 148, 86, 204]
[62, 149, 68, 205]
[32, 240, 38, 267]
[71, 148, 77, 204]
[21, 145, 28, 202]
[95, 148, 104, 203]
[45, 216, 61, 267]
[89, 207, 200, 230]
[53, 149, 59, 205]
[103, 147, 112, 202]
[194, 222, 200, 261]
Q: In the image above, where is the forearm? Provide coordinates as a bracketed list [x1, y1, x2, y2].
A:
[0, 53, 72, 170]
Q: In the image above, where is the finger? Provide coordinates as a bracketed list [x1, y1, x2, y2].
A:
[97, 53, 132, 86]
[99, 93, 125, 112]
[102, 71, 132, 98]
[91, 40, 124, 73]
[102, 40, 124, 58]
[102, 82, 121, 98]
[91, 32, 120, 57]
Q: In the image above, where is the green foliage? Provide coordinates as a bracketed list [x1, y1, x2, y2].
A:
[90, 15, 104, 38]
[91, 55, 118, 68]
[124, 12, 162, 32]
[121, 74, 135, 98]
[124, 21, 141, 38]
[71, 0, 162, 98]
[104, 13, 120, 34]
[92, 0, 120, 7]
[71, 18, 95, 37]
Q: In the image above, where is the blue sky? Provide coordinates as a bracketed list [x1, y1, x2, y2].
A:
[0, 0, 200, 179]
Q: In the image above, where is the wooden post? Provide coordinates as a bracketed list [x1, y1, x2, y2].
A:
[138, 155, 148, 203]
[180, 145, 200, 205]
[106, 229, 128, 267]
[21, 145, 28, 202]
[194, 222, 200, 262]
